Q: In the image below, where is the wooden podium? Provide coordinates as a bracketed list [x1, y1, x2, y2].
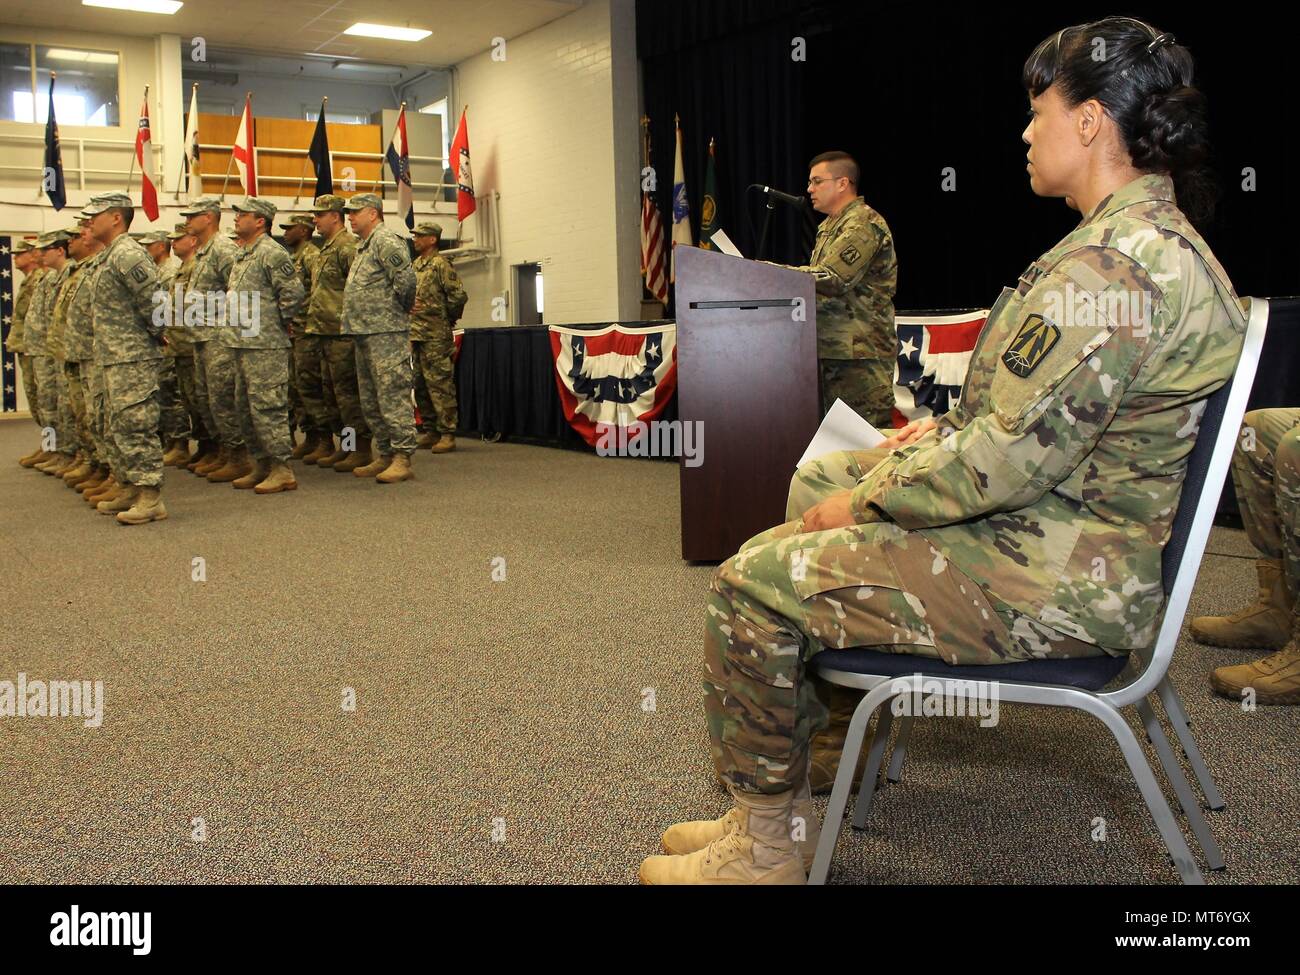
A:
[675, 246, 820, 561]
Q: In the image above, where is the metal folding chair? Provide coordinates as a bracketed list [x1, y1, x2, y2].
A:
[808, 297, 1268, 886]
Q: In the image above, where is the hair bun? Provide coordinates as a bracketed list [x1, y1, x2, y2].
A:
[1132, 84, 1209, 174]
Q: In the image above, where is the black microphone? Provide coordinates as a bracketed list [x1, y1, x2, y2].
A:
[750, 184, 806, 207]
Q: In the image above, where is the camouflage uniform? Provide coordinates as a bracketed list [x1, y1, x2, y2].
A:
[7, 262, 46, 424]
[307, 219, 366, 442]
[188, 231, 244, 450]
[46, 258, 82, 457]
[91, 232, 166, 489]
[164, 254, 207, 442]
[64, 248, 106, 468]
[410, 247, 467, 436]
[152, 254, 190, 443]
[220, 231, 307, 463]
[25, 261, 69, 449]
[1232, 409, 1300, 607]
[341, 221, 417, 455]
[707, 174, 1247, 794]
[285, 231, 321, 436]
[788, 197, 898, 427]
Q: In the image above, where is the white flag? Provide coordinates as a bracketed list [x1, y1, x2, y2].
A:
[670, 116, 692, 282]
[184, 85, 201, 203]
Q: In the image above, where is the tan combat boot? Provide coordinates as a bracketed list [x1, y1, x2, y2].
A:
[97, 484, 139, 514]
[162, 439, 188, 467]
[195, 444, 227, 476]
[63, 458, 96, 488]
[660, 776, 820, 871]
[302, 434, 336, 466]
[416, 431, 434, 449]
[19, 448, 44, 468]
[233, 458, 271, 490]
[810, 683, 876, 794]
[77, 466, 108, 493]
[430, 433, 456, 454]
[1191, 558, 1293, 650]
[188, 439, 219, 472]
[254, 461, 298, 494]
[86, 475, 118, 504]
[1211, 631, 1300, 705]
[332, 438, 372, 473]
[291, 431, 315, 461]
[60, 453, 88, 483]
[353, 451, 391, 478]
[47, 454, 76, 476]
[375, 453, 413, 483]
[35, 452, 64, 473]
[207, 446, 252, 483]
[639, 790, 806, 885]
[116, 485, 168, 525]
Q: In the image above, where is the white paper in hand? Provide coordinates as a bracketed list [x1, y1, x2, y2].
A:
[796, 399, 885, 469]
[709, 228, 743, 258]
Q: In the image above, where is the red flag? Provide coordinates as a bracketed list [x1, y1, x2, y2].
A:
[134, 89, 159, 220]
[232, 94, 257, 196]
[449, 108, 475, 222]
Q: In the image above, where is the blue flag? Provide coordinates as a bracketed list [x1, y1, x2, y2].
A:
[43, 76, 66, 211]
[308, 100, 333, 197]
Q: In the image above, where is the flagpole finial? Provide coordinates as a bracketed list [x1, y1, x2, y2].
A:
[50, 71, 57, 80]
[322, 95, 328, 103]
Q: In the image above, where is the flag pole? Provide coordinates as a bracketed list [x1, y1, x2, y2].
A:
[125, 83, 147, 194]
[296, 96, 325, 204]
[219, 91, 250, 201]
[374, 100, 405, 194]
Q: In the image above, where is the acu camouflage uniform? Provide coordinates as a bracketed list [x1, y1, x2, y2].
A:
[1231, 408, 1300, 610]
[165, 254, 208, 443]
[341, 224, 417, 455]
[46, 259, 82, 457]
[154, 255, 191, 443]
[64, 248, 108, 470]
[220, 233, 307, 464]
[286, 234, 321, 436]
[189, 232, 244, 450]
[410, 248, 467, 436]
[26, 262, 70, 451]
[706, 174, 1247, 794]
[307, 226, 368, 442]
[91, 233, 166, 488]
[7, 263, 46, 427]
[789, 197, 898, 427]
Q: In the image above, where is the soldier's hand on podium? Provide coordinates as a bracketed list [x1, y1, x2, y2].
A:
[802, 490, 857, 531]
[879, 417, 937, 450]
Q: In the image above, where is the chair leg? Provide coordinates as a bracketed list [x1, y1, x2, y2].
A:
[1136, 699, 1225, 871]
[887, 714, 914, 783]
[851, 702, 895, 829]
[1157, 677, 1226, 811]
[1086, 702, 1203, 884]
[809, 687, 890, 885]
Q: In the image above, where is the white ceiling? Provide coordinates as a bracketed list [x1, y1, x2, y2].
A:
[1, 0, 585, 67]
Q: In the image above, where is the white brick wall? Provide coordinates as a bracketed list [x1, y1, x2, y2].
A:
[452, 0, 642, 327]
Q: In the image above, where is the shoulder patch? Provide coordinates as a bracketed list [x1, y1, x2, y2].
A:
[840, 244, 861, 266]
[1002, 314, 1060, 378]
[130, 264, 150, 285]
[386, 254, 404, 268]
[278, 261, 295, 276]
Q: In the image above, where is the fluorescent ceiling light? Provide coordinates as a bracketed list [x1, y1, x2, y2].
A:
[82, 0, 183, 13]
[46, 49, 120, 64]
[344, 23, 431, 42]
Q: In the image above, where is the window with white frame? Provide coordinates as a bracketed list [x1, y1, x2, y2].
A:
[1, 41, 120, 125]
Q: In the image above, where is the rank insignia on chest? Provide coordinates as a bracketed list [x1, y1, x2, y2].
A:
[1002, 314, 1060, 377]
[840, 244, 861, 266]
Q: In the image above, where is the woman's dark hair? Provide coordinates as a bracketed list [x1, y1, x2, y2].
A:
[1022, 16, 1217, 227]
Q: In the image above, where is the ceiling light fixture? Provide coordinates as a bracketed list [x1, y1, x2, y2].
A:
[45, 49, 120, 64]
[82, 0, 184, 14]
[344, 23, 431, 42]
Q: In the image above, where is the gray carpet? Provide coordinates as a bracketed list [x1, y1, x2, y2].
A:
[1, 416, 1296, 885]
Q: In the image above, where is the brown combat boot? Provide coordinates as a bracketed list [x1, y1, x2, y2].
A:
[188, 439, 218, 472]
[376, 453, 413, 483]
[97, 484, 139, 514]
[254, 461, 298, 494]
[195, 444, 227, 476]
[354, 452, 392, 478]
[162, 439, 189, 467]
[207, 446, 252, 483]
[77, 466, 109, 493]
[19, 447, 45, 467]
[291, 431, 316, 461]
[63, 457, 95, 487]
[233, 458, 271, 490]
[35, 452, 64, 473]
[1191, 558, 1293, 650]
[808, 683, 875, 794]
[416, 431, 434, 449]
[116, 485, 168, 525]
[86, 476, 118, 504]
[430, 433, 456, 454]
[46, 453, 76, 476]
[1211, 633, 1300, 706]
[334, 438, 373, 473]
[303, 434, 336, 465]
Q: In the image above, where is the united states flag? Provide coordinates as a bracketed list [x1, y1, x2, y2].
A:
[892, 309, 988, 426]
[1, 237, 16, 412]
[640, 192, 668, 304]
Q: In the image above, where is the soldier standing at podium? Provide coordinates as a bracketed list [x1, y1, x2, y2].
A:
[783, 151, 898, 427]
